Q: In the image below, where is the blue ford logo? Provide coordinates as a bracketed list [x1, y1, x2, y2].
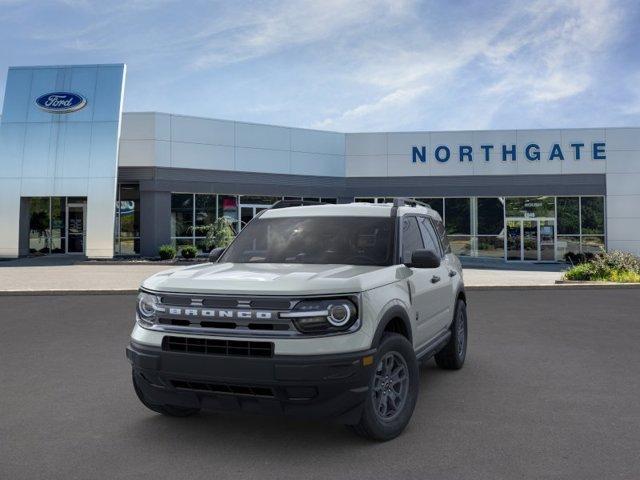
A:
[35, 92, 87, 114]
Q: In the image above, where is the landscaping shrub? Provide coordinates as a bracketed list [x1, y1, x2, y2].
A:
[180, 245, 198, 259]
[563, 250, 640, 282]
[158, 244, 176, 260]
[564, 263, 595, 281]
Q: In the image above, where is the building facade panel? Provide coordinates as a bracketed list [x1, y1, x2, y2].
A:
[170, 115, 235, 146]
[290, 127, 345, 157]
[1, 63, 640, 260]
[0, 64, 125, 258]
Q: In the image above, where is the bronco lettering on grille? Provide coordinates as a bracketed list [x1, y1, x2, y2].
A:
[161, 307, 273, 320]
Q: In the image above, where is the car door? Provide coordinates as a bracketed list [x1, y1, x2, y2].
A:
[400, 216, 449, 347]
[419, 216, 454, 333]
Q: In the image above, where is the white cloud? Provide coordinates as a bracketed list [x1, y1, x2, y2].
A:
[189, 0, 414, 69]
[314, 0, 625, 130]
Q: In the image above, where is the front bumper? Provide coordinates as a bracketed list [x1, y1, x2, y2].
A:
[126, 341, 376, 424]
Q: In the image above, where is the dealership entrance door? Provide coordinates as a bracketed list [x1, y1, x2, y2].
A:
[506, 218, 555, 261]
[25, 197, 87, 255]
[66, 202, 86, 254]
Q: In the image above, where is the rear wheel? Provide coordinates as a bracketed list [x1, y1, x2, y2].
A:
[348, 333, 419, 441]
[132, 371, 200, 417]
[434, 299, 467, 370]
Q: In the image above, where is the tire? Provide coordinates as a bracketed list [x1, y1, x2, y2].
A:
[434, 299, 467, 370]
[348, 333, 419, 441]
[132, 371, 200, 417]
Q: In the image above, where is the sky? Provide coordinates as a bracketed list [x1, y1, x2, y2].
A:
[0, 0, 639, 132]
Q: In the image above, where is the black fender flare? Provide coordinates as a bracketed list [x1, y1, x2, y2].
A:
[371, 305, 413, 348]
[456, 286, 466, 305]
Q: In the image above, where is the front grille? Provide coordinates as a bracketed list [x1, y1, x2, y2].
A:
[153, 294, 298, 336]
[171, 379, 275, 397]
[162, 336, 274, 358]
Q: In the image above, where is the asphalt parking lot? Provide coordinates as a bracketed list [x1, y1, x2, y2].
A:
[1, 289, 639, 480]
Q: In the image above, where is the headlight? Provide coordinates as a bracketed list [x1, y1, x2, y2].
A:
[136, 291, 160, 327]
[281, 298, 359, 334]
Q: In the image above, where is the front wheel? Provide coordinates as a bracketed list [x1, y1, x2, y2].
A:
[434, 299, 467, 370]
[348, 333, 419, 441]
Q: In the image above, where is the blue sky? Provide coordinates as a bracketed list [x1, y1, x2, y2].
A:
[1, 0, 639, 131]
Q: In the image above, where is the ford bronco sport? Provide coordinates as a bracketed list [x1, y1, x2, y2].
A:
[127, 199, 467, 441]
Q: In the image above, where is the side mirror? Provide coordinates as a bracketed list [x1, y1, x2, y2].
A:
[208, 247, 225, 263]
[405, 249, 440, 269]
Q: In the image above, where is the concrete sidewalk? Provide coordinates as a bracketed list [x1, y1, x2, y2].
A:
[0, 256, 568, 293]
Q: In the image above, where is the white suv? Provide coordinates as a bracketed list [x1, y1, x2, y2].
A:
[127, 199, 467, 441]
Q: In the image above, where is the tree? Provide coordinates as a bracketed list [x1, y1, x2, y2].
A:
[191, 217, 235, 251]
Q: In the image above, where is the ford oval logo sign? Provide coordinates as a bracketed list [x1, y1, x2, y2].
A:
[35, 92, 87, 114]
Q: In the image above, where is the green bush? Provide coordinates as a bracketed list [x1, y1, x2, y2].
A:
[564, 263, 595, 281]
[180, 245, 198, 259]
[158, 244, 176, 260]
[564, 250, 640, 282]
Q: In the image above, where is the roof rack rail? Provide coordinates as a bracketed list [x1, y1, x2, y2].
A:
[271, 199, 326, 209]
[392, 197, 430, 208]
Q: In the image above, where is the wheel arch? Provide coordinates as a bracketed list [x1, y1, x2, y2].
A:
[371, 305, 413, 348]
[456, 288, 466, 304]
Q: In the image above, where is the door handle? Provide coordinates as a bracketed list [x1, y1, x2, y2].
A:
[448, 270, 457, 277]
[431, 275, 441, 283]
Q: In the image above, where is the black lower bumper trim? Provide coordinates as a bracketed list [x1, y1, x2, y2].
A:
[127, 341, 375, 423]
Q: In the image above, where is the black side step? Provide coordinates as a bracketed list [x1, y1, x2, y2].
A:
[415, 330, 451, 361]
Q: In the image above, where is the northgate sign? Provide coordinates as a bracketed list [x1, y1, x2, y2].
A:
[411, 142, 606, 163]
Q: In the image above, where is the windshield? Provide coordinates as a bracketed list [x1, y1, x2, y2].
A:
[219, 216, 395, 266]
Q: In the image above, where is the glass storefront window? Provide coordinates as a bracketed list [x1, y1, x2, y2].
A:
[581, 197, 605, 234]
[115, 184, 140, 255]
[476, 235, 504, 258]
[505, 196, 555, 218]
[29, 197, 50, 254]
[557, 235, 581, 259]
[557, 197, 579, 234]
[240, 196, 280, 206]
[444, 198, 470, 235]
[218, 195, 239, 232]
[448, 235, 471, 256]
[28, 196, 86, 255]
[171, 194, 194, 237]
[582, 235, 605, 253]
[477, 198, 504, 235]
[195, 194, 216, 227]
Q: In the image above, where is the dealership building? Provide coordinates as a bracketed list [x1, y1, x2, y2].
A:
[1, 63, 639, 261]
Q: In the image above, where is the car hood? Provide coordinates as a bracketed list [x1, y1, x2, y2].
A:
[141, 262, 401, 296]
